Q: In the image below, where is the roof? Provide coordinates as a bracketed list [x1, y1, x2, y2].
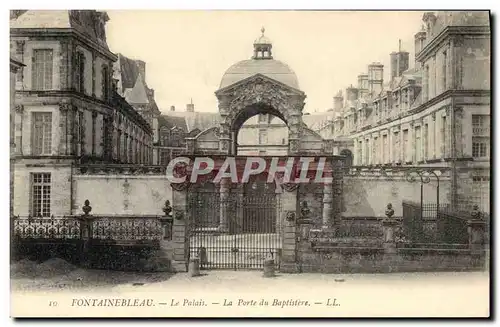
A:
[111, 91, 151, 134]
[123, 74, 150, 105]
[10, 10, 111, 51]
[114, 53, 160, 113]
[219, 59, 300, 90]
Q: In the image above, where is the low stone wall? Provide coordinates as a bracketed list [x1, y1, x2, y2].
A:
[291, 246, 487, 274]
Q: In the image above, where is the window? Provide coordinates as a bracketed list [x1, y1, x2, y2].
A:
[117, 130, 122, 161]
[382, 134, 388, 164]
[472, 137, 489, 158]
[442, 51, 447, 90]
[472, 176, 490, 213]
[32, 49, 53, 90]
[365, 139, 370, 165]
[259, 130, 268, 144]
[77, 111, 84, 156]
[472, 115, 490, 136]
[424, 65, 429, 101]
[91, 113, 96, 156]
[442, 116, 447, 158]
[258, 114, 268, 123]
[403, 129, 409, 162]
[31, 173, 51, 217]
[372, 137, 378, 164]
[75, 51, 85, 93]
[31, 112, 52, 155]
[393, 131, 399, 162]
[415, 126, 422, 162]
[102, 65, 109, 100]
[424, 123, 429, 160]
[358, 141, 363, 164]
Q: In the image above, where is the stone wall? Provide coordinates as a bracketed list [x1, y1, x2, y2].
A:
[72, 174, 171, 215]
[295, 247, 486, 273]
[342, 176, 451, 217]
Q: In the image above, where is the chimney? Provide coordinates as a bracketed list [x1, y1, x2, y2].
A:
[414, 27, 427, 69]
[357, 73, 369, 98]
[333, 91, 343, 111]
[345, 85, 359, 101]
[148, 88, 154, 99]
[368, 62, 384, 95]
[390, 42, 410, 80]
[136, 60, 146, 82]
[170, 105, 175, 112]
[186, 98, 195, 112]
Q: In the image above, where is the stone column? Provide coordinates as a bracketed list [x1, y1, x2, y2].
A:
[468, 218, 486, 255]
[322, 183, 333, 229]
[171, 184, 189, 272]
[280, 184, 299, 273]
[218, 177, 231, 232]
[382, 203, 398, 272]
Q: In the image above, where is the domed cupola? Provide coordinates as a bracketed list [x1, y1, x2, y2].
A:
[253, 27, 273, 59]
[219, 27, 300, 90]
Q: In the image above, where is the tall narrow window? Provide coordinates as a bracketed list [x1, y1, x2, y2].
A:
[31, 112, 52, 155]
[424, 123, 429, 160]
[373, 137, 378, 164]
[415, 126, 422, 162]
[32, 49, 53, 90]
[393, 132, 399, 162]
[442, 116, 447, 158]
[91, 113, 96, 156]
[424, 65, 430, 101]
[31, 173, 51, 217]
[117, 130, 122, 161]
[382, 134, 388, 164]
[403, 129, 409, 162]
[102, 65, 109, 100]
[357, 141, 362, 164]
[75, 51, 85, 93]
[78, 111, 85, 156]
[442, 51, 447, 91]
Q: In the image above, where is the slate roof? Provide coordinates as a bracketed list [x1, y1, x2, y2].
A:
[10, 10, 111, 51]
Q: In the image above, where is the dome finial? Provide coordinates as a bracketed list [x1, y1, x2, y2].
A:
[261, 26, 265, 35]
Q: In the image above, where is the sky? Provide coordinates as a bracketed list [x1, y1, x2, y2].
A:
[105, 10, 426, 114]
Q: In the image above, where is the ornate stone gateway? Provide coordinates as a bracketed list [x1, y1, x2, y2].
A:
[167, 29, 345, 272]
[188, 173, 282, 270]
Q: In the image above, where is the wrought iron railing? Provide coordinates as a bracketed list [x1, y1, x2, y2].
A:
[74, 164, 166, 175]
[13, 215, 81, 239]
[12, 215, 165, 242]
[91, 216, 164, 241]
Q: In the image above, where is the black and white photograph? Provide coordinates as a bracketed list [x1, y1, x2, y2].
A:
[8, 9, 491, 318]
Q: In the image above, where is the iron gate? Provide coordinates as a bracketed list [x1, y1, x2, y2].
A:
[188, 191, 282, 270]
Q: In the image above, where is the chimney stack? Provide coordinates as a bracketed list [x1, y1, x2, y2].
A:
[390, 40, 410, 80]
[170, 105, 175, 111]
[333, 91, 343, 111]
[368, 62, 384, 95]
[136, 60, 146, 82]
[186, 98, 195, 112]
[414, 27, 427, 69]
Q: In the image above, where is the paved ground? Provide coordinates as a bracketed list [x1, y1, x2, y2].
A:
[11, 265, 490, 318]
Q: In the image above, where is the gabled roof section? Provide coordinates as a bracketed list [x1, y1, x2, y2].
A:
[123, 73, 149, 105]
[215, 73, 305, 96]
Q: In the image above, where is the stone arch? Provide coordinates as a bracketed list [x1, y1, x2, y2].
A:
[215, 74, 305, 155]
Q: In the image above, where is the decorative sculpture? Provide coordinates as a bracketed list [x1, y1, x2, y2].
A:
[82, 199, 92, 216]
